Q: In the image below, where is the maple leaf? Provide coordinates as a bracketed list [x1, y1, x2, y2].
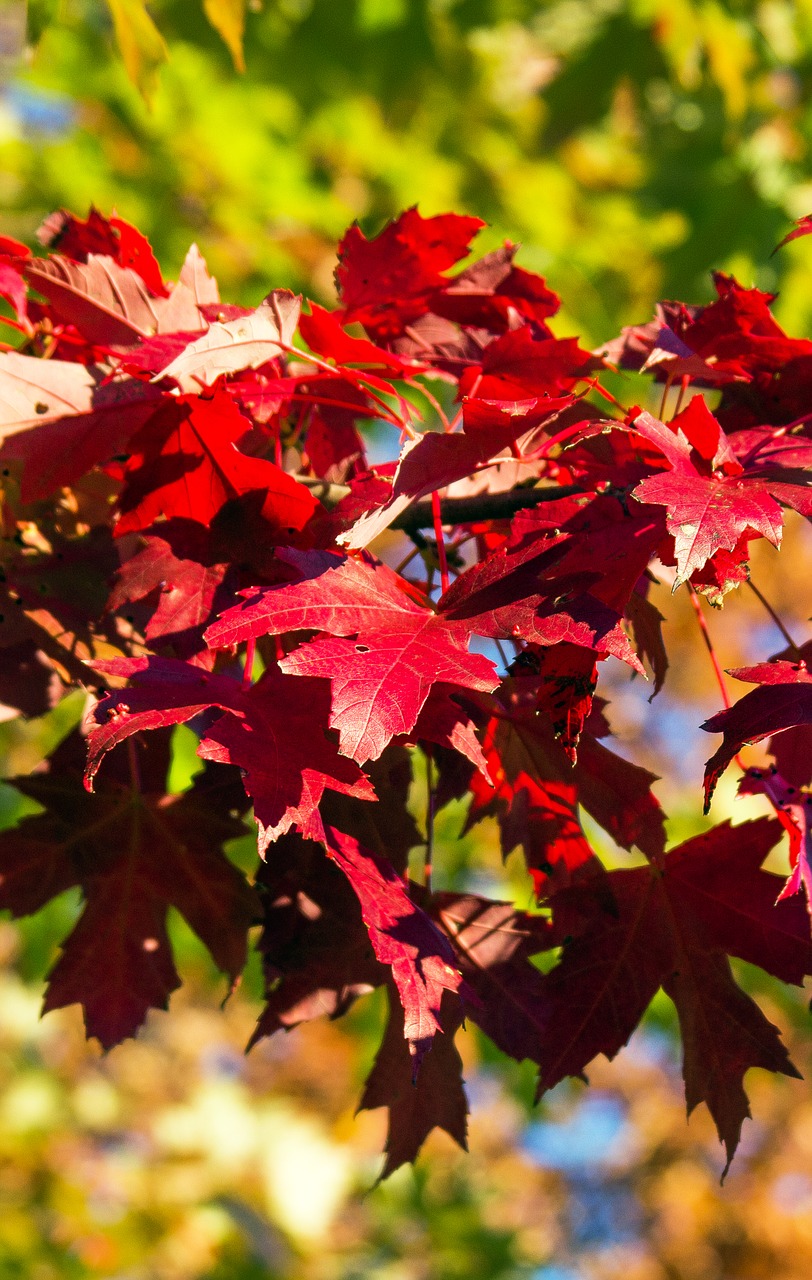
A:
[0, 731, 258, 1047]
[687, 534, 752, 606]
[433, 893, 558, 1063]
[633, 470, 783, 587]
[86, 656, 375, 852]
[465, 679, 666, 895]
[177, 243, 220, 309]
[458, 329, 601, 401]
[519, 641, 599, 763]
[408, 684, 492, 782]
[303, 400, 367, 483]
[107, 520, 235, 667]
[538, 819, 809, 1172]
[773, 214, 812, 253]
[114, 389, 317, 537]
[625, 579, 668, 695]
[738, 767, 812, 911]
[154, 290, 301, 391]
[299, 303, 414, 373]
[702, 660, 812, 807]
[335, 207, 485, 340]
[325, 827, 464, 1066]
[439, 493, 664, 670]
[248, 831, 384, 1046]
[0, 527, 123, 688]
[38, 206, 168, 297]
[430, 242, 560, 334]
[0, 351, 162, 500]
[627, 403, 812, 586]
[23, 254, 183, 348]
[608, 276, 812, 385]
[358, 987, 468, 1179]
[206, 549, 498, 763]
[321, 745, 421, 875]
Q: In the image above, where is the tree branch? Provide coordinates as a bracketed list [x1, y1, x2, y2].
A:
[391, 485, 585, 533]
[296, 475, 586, 532]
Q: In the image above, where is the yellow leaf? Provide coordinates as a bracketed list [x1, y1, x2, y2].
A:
[104, 0, 169, 104]
[203, 0, 246, 73]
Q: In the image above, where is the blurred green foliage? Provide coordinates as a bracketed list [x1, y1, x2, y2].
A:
[5, 0, 812, 345]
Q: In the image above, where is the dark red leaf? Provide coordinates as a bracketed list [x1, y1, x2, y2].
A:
[325, 827, 464, 1065]
[86, 656, 375, 851]
[358, 987, 467, 1178]
[538, 818, 807, 1171]
[703, 661, 812, 807]
[0, 732, 257, 1048]
[434, 893, 557, 1062]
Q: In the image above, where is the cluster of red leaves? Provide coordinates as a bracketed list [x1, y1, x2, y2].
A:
[2, 206, 812, 1177]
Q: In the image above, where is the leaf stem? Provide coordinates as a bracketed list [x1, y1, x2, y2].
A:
[747, 580, 801, 655]
[672, 374, 690, 418]
[687, 585, 746, 771]
[243, 637, 256, 687]
[431, 490, 450, 593]
[424, 748, 434, 896]
[658, 372, 674, 421]
[126, 736, 142, 794]
[687, 585, 731, 709]
[494, 638, 512, 672]
[405, 378, 450, 432]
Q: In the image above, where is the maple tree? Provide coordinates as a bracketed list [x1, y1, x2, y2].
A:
[2, 203, 812, 1181]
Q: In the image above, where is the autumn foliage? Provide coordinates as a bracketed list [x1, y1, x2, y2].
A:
[2, 205, 812, 1178]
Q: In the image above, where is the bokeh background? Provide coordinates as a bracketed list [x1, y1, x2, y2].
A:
[4, 1, 812, 1276]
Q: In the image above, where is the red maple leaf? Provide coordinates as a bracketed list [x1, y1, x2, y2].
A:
[107, 520, 236, 667]
[86, 656, 375, 851]
[538, 818, 810, 1173]
[0, 731, 258, 1048]
[464, 678, 666, 895]
[430, 242, 560, 334]
[206, 549, 498, 763]
[703, 660, 812, 806]
[458, 329, 601, 400]
[439, 493, 664, 670]
[433, 892, 559, 1062]
[114, 389, 317, 537]
[38, 206, 168, 297]
[247, 831, 385, 1045]
[335, 207, 485, 340]
[358, 987, 467, 1178]
[299, 303, 415, 373]
[627, 402, 812, 586]
[325, 827, 465, 1065]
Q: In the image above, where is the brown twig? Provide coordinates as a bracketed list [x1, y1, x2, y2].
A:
[747, 579, 801, 656]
